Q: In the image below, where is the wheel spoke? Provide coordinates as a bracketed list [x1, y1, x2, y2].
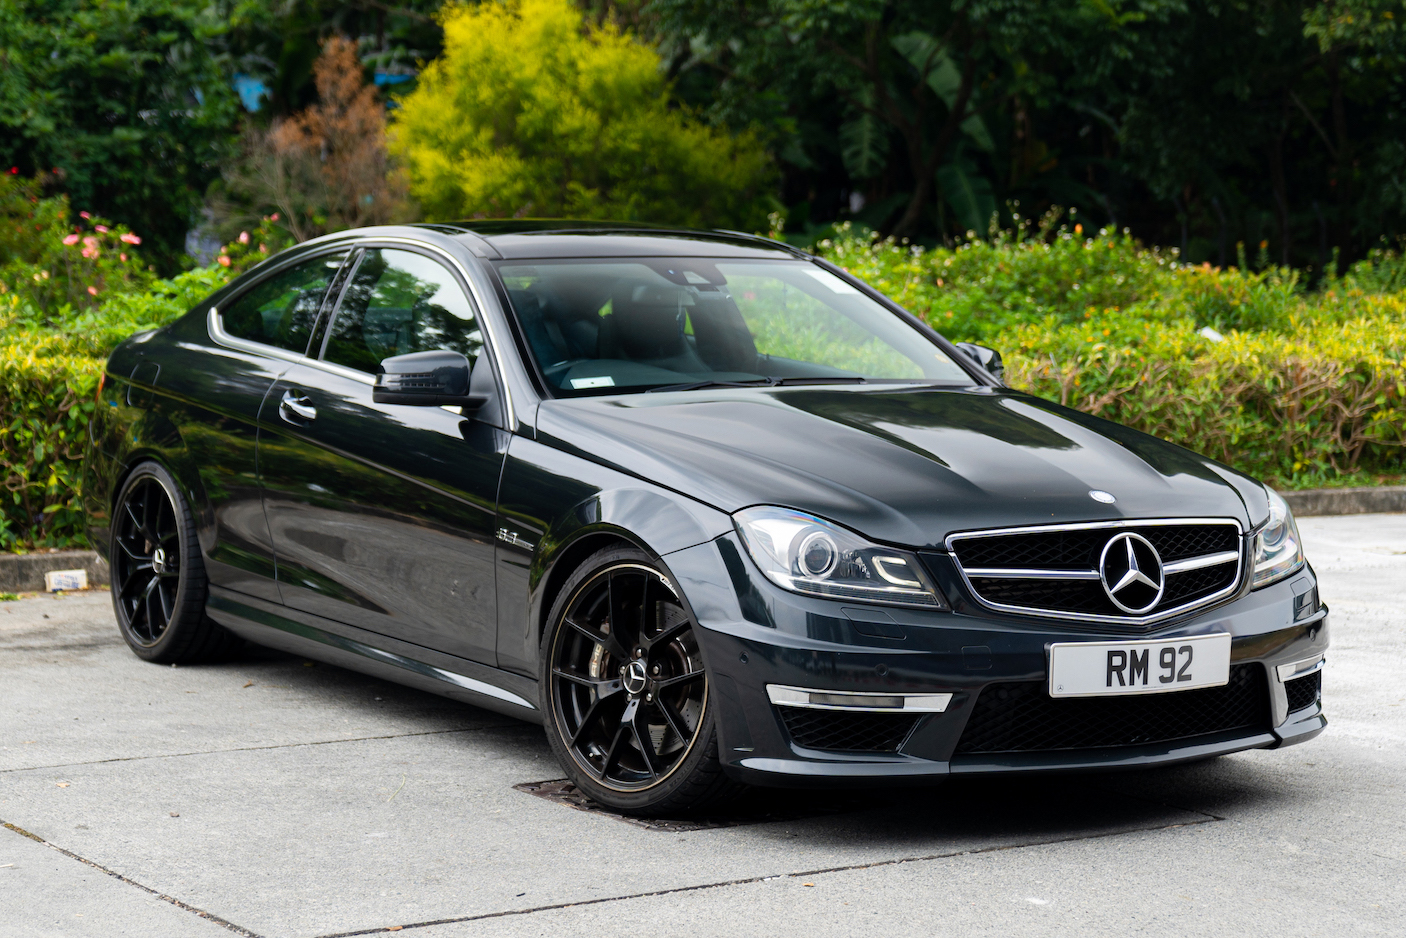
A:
[569, 692, 625, 748]
[119, 567, 149, 598]
[627, 705, 661, 780]
[130, 590, 150, 641]
[115, 537, 146, 561]
[156, 579, 173, 626]
[655, 698, 694, 749]
[607, 571, 644, 653]
[600, 720, 630, 778]
[656, 668, 706, 691]
[552, 668, 623, 697]
[644, 614, 690, 652]
[124, 500, 155, 545]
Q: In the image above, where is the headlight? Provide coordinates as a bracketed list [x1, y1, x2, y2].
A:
[733, 506, 949, 609]
[1252, 488, 1305, 588]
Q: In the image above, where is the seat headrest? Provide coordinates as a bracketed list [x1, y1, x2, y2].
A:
[610, 284, 686, 359]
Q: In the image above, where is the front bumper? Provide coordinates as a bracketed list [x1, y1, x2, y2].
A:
[665, 533, 1328, 787]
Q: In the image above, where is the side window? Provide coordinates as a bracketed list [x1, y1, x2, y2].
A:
[322, 249, 483, 373]
[218, 253, 348, 354]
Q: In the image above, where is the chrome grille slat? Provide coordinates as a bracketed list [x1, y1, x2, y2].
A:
[946, 518, 1244, 628]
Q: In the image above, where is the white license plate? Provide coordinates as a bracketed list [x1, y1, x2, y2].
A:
[1048, 633, 1232, 698]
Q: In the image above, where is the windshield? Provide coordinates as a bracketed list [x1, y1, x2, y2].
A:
[493, 258, 971, 395]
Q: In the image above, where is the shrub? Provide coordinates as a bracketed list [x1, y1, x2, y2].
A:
[389, 0, 775, 229]
[0, 175, 157, 315]
[0, 328, 102, 550]
[816, 224, 1406, 488]
[217, 38, 414, 243]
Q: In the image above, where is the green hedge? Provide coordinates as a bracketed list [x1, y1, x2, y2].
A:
[816, 222, 1406, 489]
[5, 212, 1406, 551]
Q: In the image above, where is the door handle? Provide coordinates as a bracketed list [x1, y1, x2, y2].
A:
[279, 390, 317, 424]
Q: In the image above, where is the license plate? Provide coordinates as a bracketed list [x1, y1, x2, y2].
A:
[1048, 633, 1232, 698]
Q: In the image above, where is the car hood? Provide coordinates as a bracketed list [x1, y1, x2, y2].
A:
[534, 386, 1269, 549]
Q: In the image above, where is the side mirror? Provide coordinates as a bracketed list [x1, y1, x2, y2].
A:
[955, 342, 1005, 384]
[373, 350, 488, 408]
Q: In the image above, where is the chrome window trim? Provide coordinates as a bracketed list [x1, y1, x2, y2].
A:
[208, 307, 308, 365]
[208, 236, 519, 428]
[945, 517, 1246, 626]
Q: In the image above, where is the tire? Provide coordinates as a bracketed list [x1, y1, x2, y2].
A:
[539, 546, 745, 815]
[110, 460, 240, 663]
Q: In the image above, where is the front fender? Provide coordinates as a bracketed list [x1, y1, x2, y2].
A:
[83, 371, 205, 559]
[494, 434, 732, 677]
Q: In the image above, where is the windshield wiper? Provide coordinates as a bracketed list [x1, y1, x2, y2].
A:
[645, 378, 777, 393]
[773, 376, 867, 386]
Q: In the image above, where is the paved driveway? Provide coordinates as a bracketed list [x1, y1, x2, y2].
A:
[2, 514, 1403, 938]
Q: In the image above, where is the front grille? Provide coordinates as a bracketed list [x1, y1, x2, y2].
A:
[1285, 670, 1322, 713]
[948, 520, 1243, 625]
[954, 663, 1269, 754]
[779, 708, 919, 753]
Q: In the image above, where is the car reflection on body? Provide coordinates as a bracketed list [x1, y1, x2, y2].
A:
[84, 221, 1327, 814]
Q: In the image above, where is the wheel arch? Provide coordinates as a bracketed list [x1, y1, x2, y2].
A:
[526, 488, 733, 652]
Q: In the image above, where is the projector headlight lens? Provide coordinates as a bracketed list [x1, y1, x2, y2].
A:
[733, 506, 949, 609]
[1252, 488, 1305, 589]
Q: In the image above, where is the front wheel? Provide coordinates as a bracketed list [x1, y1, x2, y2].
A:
[110, 461, 238, 663]
[539, 547, 743, 815]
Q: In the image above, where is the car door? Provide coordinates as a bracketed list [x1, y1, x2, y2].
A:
[257, 245, 508, 665]
[162, 249, 349, 603]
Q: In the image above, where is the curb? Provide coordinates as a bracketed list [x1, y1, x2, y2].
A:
[0, 550, 109, 593]
[1280, 485, 1406, 518]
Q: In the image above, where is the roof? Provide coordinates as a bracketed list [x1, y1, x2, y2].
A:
[410, 219, 806, 261]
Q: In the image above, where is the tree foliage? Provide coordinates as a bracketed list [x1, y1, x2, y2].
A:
[389, 0, 775, 228]
[218, 37, 413, 242]
[0, 0, 241, 269]
[650, 0, 1406, 265]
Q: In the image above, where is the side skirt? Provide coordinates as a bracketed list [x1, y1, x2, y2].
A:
[207, 587, 542, 725]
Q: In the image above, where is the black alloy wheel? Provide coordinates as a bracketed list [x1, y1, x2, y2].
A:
[111, 461, 238, 663]
[541, 547, 741, 815]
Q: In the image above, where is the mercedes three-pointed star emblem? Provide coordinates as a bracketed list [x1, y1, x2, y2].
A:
[1098, 532, 1165, 614]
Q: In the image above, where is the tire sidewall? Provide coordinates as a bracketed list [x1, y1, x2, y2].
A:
[538, 546, 722, 813]
[110, 460, 201, 662]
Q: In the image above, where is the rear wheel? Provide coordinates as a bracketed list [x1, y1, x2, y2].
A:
[539, 547, 743, 815]
[110, 461, 238, 663]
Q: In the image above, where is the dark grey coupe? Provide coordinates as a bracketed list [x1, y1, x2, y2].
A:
[84, 222, 1327, 814]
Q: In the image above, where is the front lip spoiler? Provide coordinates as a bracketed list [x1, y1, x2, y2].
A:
[728, 728, 1279, 787]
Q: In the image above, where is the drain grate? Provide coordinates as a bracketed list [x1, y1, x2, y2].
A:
[513, 779, 856, 832]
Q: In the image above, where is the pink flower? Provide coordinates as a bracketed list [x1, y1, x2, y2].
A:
[79, 211, 91, 220]
[62, 233, 80, 245]
[269, 212, 280, 221]
[87, 286, 98, 296]
[82, 236, 97, 249]
[238, 231, 250, 244]
[95, 225, 109, 233]
[218, 255, 231, 267]
[119, 253, 127, 262]
[120, 233, 141, 245]
[81, 248, 96, 258]
[259, 243, 267, 254]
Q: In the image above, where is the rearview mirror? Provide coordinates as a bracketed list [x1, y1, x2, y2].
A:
[955, 342, 1005, 384]
[373, 350, 488, 408]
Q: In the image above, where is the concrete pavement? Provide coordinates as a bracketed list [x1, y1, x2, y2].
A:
[2, 513, 1403, 937]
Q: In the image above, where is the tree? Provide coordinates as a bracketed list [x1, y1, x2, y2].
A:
[388, 0, 775, 229]
[219, 36, 413, 242]
[0, 0, 240, 270]
[647, 0, 1157, 239]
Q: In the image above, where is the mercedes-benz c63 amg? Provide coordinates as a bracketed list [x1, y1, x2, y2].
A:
[83, 222, 1327, 814]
